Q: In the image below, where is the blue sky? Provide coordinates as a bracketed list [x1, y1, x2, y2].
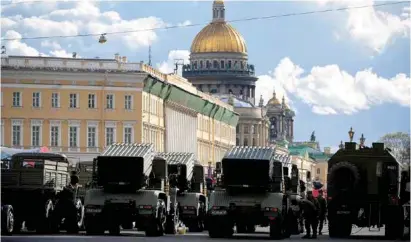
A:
[1, 0, 410, 151]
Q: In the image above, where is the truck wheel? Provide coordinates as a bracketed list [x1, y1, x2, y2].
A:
[145, 200, 165, 237]
[269, 219, 283, 240]
[236, 223, 247, 233]
[108, 224, 121, 236]
[208, 218, 233, 238]
[1, 206, 14, 235]
[329, 220, 351, 238]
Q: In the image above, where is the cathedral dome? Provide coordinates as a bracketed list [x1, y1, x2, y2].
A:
[190, 22, 247, 54]
[190, 0, 247, 54]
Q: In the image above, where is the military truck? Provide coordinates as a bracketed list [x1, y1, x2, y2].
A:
[156, 152, 207, 232]
[1, 152, 84, 234]
[207, 146, 294, 239]
[327, 141, 407, 239]
[83, 143, 175, 236]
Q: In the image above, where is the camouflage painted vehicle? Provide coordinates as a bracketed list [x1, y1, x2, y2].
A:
[1, 152, 84, 234]
[156, 152, 207, 232]
[327, 141, 407, 239]
[207, 146, 296, 239]
[83, 143, 175, 237]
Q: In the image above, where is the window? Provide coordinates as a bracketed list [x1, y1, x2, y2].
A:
[51, 93, 60, 108]
[12, 92, 21, 107]
[317, 168, 321, 175]
[252, 138, 256, 146]
[69, 93, 78, 108]
[228, 60, 232, 69]
[106, 127, 114, 146]
[125, 95, 132, 110]
[12, 124, 22, 146]
[213, 60, 218, 69]
[87, 127, 96, 147]
[106, 94, 114, 109]
[31, 125, 40, 146]
[32, 92, 41, 108]
[236, 125, 239, 133]
[69, 126, 78, 147]
[200, 61, 203, 69]
[236, 138, 239, 146]
[220, 60, 225, 69]
[244, 125, 249, 134]
[50, 126, 59, 147]
[124, 127, 133, 143]
[244, 138, 248, 146]
[88, 94, 96, 109]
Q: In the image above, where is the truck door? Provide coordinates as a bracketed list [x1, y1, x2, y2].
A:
[382, 163, 400, 205]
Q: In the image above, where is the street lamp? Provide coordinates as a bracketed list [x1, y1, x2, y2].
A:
[348, 127, 355, 142]
[99, 34, 107, 44]
[360, 133, 366, 147]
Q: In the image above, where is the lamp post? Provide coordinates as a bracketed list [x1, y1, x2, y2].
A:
[360, 133, 365, 147]
[99, 34, 107, 44]
[348, 127, 355, 142]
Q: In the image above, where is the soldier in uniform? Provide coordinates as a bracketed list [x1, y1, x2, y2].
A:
[301, 191, 320, 239]
[53, 171, 80, 232]
[317, 190, 327, 235]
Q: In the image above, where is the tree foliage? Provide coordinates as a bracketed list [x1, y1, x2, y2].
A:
[379, 132, 410, 164]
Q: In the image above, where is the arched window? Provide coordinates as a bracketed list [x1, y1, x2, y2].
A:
[206, 60, 210, 69]
[193, 61, 197, 69]
[252, 138, 256, 146]
[200, 61, 203, 69]
[228, 60, 232, 69]
[210, 89, 218, 94]
[236, 138, 239, 145]
[228, 89, 233, 94]
[317, 168, 320, 175]
[220, 60, 225, 69]
[244, 138, 248, 146]
[240, 61, 244, 69]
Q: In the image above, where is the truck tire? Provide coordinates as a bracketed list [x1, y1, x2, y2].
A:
[145, 199, 165, 237]
[208, 218, 233, 238]
[85, 216, 105, 235]
[269, 219, 283, 240]
[329, 220, 351, 238]
[1, 206, 14, 235]
[328, 161, 360, 190]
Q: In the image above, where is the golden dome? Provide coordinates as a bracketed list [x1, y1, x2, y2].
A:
[268, 97, 281, 106]
[190, 22, 247, 54]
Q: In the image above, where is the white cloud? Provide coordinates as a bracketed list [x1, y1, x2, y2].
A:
[1, 1, 186, 55]
[3, 30, 43, 56]
[318, 0, 410, 53]
[156, 50, 190, 74]
[255, 74, 295, 111]
[259, 57, 410, 115]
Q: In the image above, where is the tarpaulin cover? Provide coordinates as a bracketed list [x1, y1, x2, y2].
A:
[222, 158, 271, 188]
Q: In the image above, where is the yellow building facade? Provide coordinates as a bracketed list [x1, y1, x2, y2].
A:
[1, 55, 238, 168]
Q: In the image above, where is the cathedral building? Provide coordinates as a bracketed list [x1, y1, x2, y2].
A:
[183, 0, 295, 148]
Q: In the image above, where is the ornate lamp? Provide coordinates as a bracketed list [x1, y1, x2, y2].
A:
[339, 140, 344, 149]
[348, 127, 355, 142]
[99, 34, 107, 44]
[360, 133, 365, 147]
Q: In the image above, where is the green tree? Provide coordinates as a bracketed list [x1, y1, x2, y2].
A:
[379, 132, 410, 164]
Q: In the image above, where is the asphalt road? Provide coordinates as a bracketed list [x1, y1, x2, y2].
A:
[1, 226, 394, 242]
